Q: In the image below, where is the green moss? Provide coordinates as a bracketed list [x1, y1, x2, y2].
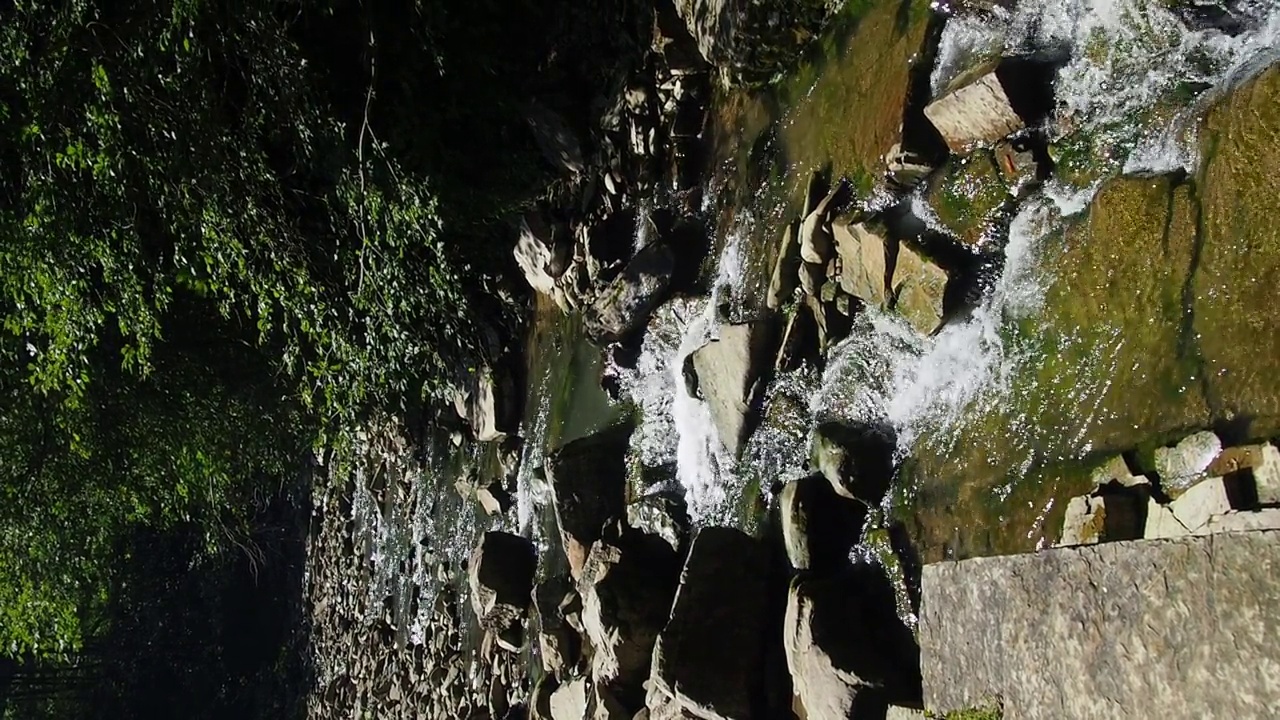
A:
[776, 0, 933, 198]
[927, 150, 1011, 246]
[929, 706, 1003, 720]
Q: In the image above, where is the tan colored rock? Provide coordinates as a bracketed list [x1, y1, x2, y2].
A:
[1090, 455, 1149, 488]
[1170, 476, 1232, 531]
[924, 71, 1023, 152]
[1200, 508, 1280, 534]
[799, 187, 842, 265]
[689, 321, 777, 458]
[1059, 495, 1105, 546]
[1208, 442, 1280, 505]
[1143, 498, 1189, 540]
[550, 676, 590, 720]
[767, 222, 801, 310]
[831, 218, 888, 308]
[891, 243, 948, 336]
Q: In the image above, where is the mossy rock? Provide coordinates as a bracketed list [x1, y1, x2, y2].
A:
[903, 64, 1280, 562]
[777, 0, 934, 197]
[925, 149, 1011, 246]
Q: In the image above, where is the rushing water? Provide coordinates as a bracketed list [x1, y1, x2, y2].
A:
[614, 0, 1280, 528]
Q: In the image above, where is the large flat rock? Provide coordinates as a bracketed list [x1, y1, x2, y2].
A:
[919, 531, 1280, 719]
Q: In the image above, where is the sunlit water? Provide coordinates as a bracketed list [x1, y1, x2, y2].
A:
[615, 0, 1280, 525]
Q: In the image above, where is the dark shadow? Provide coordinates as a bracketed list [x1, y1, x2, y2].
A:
[900, 11, 950, 165]
[888, 522, 924, 617]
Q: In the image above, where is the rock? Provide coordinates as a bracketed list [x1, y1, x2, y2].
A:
[525, 101, 586, 176]
[515, 211, 572, 299]
[452, 367, 517, 442]
[667, 0, 833, 84]
[585, 243, 676, 345]
[469, 532, 536, 643]
[1154, 430, 1222, 496]
[550, 676, 591, 720]
[766, 222, 801, 310]
[1058, 493, 1144, 546]
[1143, 498, 1189, 539]
[547, 423, 633, 579]
[919, 530, 1280, 719]
[798, 184, 844, 265]
[475, 482, 511, 517]
[885, 142, 934, 190]
[1090, 455, 1149, 489]
[923, 69, 1023, 152]
[785, 567, 923, 719]
[1207, 442, 1280, 505]
[1169, 476, 1232, 532]
[627, 492, 692, 553]
[535, 576, 581, 676]
[810, 422, 895, 504]
[649, 527, 768, 720]
[779, 475, 863, 571]
[994, 138, 1040, 187]
[580, 528, 681, 706]
[830, 217, 889, 308]
[1201, 508, 1280, 534]
[653, 0, 707, 73]
[688, 320, 778, 458]
[885, 707, 927, 720]
[774, 303, 821, 373]
[891, 243, 949, 336]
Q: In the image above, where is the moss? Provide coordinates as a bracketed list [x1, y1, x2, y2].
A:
[927, 150, 1011, 246]
[776, 0, 933, 199]
[1193, 65, 1280, 436]
[929, 706, 1003, 720]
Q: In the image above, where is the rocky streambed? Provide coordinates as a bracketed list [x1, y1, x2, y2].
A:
[302, 0, 1280, 718]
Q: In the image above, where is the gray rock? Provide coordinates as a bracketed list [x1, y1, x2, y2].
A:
[810, 422, 895, 504]
[688, 321, 778, 458]
[627, 492, 692, 553]
[1154, 430, 1222, 496]
[1201, 508, 1280, 534]
[1058, 492, 1144, 546]
[515, 211, 572, 300]
[919, 530, 1280, 719]
[785, 567, 922, 719]
[585, 243, 676, 345]
[469, 532, 536, 645]
[1143, 497, 1189, 539]
[535, 576, 582, 677]
[649, 527, 768, 720]
[779, 474, 863, 571]
[580, 528, 680, 706]
[547, 424, 633, 579]
[885, 142, 935, 190]
[452, 367, 517, 442]
[890, 243, 949, 336]
[924, 70, 1023, 152]
[525, 101, 586, 176]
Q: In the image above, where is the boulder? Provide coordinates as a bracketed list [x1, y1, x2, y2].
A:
[475, 481, 511, 517]
[649, 527, 768, 720]
[653, 0, 707, 73]
[923, 70, 1023, 152]
[667, 0, 834, 83]
[515, 211, 572, 299]
[1207, 442, 1280, 505]
[1202, 508, 1280, 534]
[579, 528, 681, 707]
[525, 101, 586, 176]
[1169, 476, 1232, 532]
[785, 566, 923, 719]
[535, 576, 582, 677]
[798, 184, 845, 265]
[920, 531, 1280, 719]
[779, 474, 864, 571]
[810, 422, 895, 503]
[1154, 430, 1222, 496]
[627, 492, 692, 553]
[1058, 493, 1144, 546]
[585, 243, 676, 344]
[891, 243, 949, 336]
[1143, 498, 1189, 539]
[884, 142, 935, 190]
[469, 532, 537, 644]
[766, 222, 801, 310]
[688, 320, 779, 458]
[550, 676, 591, 720]
[452, 366, 517, 442]
[831, 217, 889, 308]
[547, 423, 633, 579]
